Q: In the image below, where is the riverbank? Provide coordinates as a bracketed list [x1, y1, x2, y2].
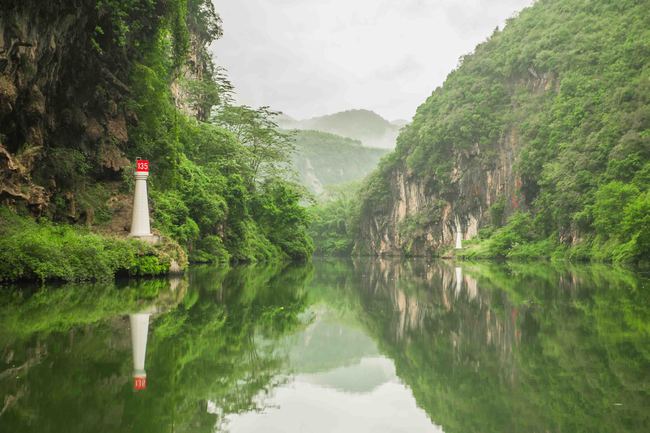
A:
[452, 216, 648, 265]
[0, 208, 187, 283]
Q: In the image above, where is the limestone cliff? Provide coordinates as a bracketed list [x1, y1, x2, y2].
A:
[355, 0, 648, 258]
[0, 0, 140, 217]
[0, 0, 222, 231]
[356, 126, 526, 256]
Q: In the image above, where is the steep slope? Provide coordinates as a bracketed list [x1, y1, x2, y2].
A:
[0, 0, 313, 282]
[291, 130, 388, 195]
[356, 0, 649, 262]
[280, 109, 401, 149]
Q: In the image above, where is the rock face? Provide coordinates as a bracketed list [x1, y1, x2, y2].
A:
[355, 67, 559, 257]
[355, 0, 649, 259]
[0, 0, 136, 215]
[0, 1, 214, 220]
[355, 127, 524, 256]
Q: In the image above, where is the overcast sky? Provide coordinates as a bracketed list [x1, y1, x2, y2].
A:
[211, 0, 534, 121]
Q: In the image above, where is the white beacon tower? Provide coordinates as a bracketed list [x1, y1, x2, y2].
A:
[130, 158, 152, 238]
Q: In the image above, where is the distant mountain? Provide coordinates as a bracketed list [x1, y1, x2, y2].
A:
[278, 109, 401, 149]
[291, 130, 389, 195]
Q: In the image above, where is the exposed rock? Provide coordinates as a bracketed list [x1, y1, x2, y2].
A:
[99, 141, 130, 171]
[0, 75, 17, 116]
[25, 84, 45, 118]
[0, 0, 137, 216]
[86, 117, 103, 141]
[355, 127, 524, 256]
[103, 192, 132, 235]
[106, 114, 128, 143]
[0, 142, 47, 210]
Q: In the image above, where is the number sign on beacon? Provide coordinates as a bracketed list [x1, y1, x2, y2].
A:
[136, 159, 149, 172]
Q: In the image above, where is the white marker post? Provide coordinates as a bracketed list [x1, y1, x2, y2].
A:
[130, 313, 151, 391]
[130, 158, 151, 237]
[454, 216, 463, 249]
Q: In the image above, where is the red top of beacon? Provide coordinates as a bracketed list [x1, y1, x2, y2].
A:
[136, 159, 149, 172]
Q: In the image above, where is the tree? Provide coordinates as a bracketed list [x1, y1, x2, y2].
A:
[213, 105, 295, 182]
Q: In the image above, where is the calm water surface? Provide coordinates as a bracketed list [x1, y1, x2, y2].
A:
[1, 259, 648, 433]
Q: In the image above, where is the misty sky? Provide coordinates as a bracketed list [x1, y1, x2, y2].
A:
[211, 0, 534, 121]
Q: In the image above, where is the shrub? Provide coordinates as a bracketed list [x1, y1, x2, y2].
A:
[0, 209, 180, 282]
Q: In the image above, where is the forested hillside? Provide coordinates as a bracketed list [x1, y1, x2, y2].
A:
[291, 130, 388, 195]
[0, 0, 312, 281]
[352, 0, 649, 263]
[279, 109, 401, 149]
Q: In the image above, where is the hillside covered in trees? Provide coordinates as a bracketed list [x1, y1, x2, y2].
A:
[0, 0, 312, 282]
[347, 0, 649, 263]
[291, 130, 388, 195]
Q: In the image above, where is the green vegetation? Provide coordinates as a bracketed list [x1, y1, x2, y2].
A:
[0, 277, 182, 339]
[0, 0, 312, 282]
[291, 130, 388, 194]
[122, 2, 312, 264]
[309, 183, 363, 256]
[0, 208, 186, 282]
[356, 0, 649, 263]
[335, 259, 650, 433]
[0, 263, 312, 433]
[1, 257, 648, 432]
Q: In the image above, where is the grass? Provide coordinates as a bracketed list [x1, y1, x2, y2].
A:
[0, 208, 187, 283]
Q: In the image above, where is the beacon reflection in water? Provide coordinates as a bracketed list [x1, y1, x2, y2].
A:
[129, 313, 151, 391]
[127, 276, 185, 392]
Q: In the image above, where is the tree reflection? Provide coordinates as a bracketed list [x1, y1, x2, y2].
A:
[1, 259, 647, 433]
[343, 259, 650, 433]
[0, 263, 311, 433]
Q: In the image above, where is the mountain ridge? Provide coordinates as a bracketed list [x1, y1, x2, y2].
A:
[278, 109, 401, 149]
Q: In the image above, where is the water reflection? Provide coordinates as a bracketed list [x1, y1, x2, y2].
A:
[0, 259, 648, 433]
[126, 277, 185, 392]
[344, 258, 650, 433]
[224, 308, 441, 433]
[129, 313, 150, 391]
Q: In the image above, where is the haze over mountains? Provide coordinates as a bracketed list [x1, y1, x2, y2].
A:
[279, 109, 404, 150]
[291, 130, 388, 195]
[279, 109, 398, 196]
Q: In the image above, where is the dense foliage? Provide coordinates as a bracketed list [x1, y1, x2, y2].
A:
[0, 208, 186, 282]
[358, 0, 649, 263]
[309, 183, 363, 256]
[0, 0, 312, 282]
[120, 0, 312, 264]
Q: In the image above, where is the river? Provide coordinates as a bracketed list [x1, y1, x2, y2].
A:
[1, 258, 648, 432]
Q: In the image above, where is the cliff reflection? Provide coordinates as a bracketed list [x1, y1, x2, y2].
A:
[339, 258, 650, 433]
[1, 259, 648, 433]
